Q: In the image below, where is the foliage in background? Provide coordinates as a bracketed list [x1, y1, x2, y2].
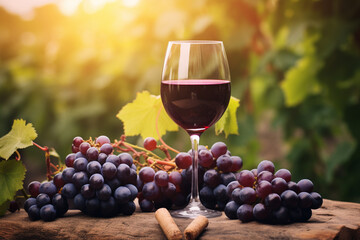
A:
[0, 0, 359, 202]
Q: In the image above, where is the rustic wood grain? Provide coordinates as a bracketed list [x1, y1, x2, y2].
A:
[0, 199, 359, 240]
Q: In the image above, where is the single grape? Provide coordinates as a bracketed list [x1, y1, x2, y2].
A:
[257, 170, 274, 183]
[200, 186, 216, 203]
[271, 177, 288, 195]
[87, 161, 102, 175]
[239, 187, 257, 204]
[264, 193, 281, 210]
[75, 151, 86, 159]
[53, 172, 65, 190]
[86, 147, 99, 161]
[28, 181, 41, 198]
[139, 167, 156, 183]
[65, 153, 76, 167]
[281, 190, 299, 209]
[72, 171, 89, 189]
[96, 184, 112, 201]
[142, 181, 160, 201]
[221, 172, 236, 186]
[73, 157, 88, 172]
[81, 184, 95, 199]
[203, 169, 220, 188]
[79, 142, 91, 155]
[96, 135, 111, 146]
[169, 171, 182, 186]
[288, 181, 300, 194]
[216, 155, 233, 173]
[100, 197, 118, 218]
[310, 192, 323, 209]
[73, 136, 84, 147]
[62, 167, 75, 183]
[28, 205, 40, 221]
[127, 168, 137, 185]
[118, 153, 133, 167]
[74, 193, 86, 211]
[213, 184, 228, 201]
[273, 206, 289, 224]
[106, 155, 121, 167]
[125, 184, 138, 201]
[297, 179, 314, 193]
[140, 199, 154, 212]
[117, 164, 131, 182]
[275, 169, 292, 182]
[72, 144, 79, 153]
[298, 192, 313, 209]
[301, 208, 312, 221]
[257, 160, 275, 174]
[24, 198, 37, 212]
[120, 201, 136, 215]
[114, 186, 132, 204]
[86, 198, 100, 216]
[224, 201, 240, 219]
[251, 169, 258, 177]
[226, 180, 240, 199]
[61, 183, 77, 199]
[256, 180, 272, 199]
[210, 142, 228, 159]
[175, 152, 192, 169]
[36, 193, 51, 208]
[231, 188, 243, 205]
[161, 182, 176, 199]
[154, 170, 169, 187]
[237, 204, 254, 222]
[52, 193, 68, 217]
[100, 143, 113, 155]
[198, 149, 214, 168]
[89, 173, 104, 190]
[102, 162, 117, 180]
[143, 137, 157, 151]
[237, 170, 255, 187]
[106, 178, 121, 192]
[8, 201, 19, 212]
[229, 156, 243, 172]
[39, 182, 57, 198]
[253, 203, 269, 221]
[97, 153, 108, 165]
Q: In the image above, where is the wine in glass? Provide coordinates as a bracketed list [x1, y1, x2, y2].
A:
[161, 40, 231, 218]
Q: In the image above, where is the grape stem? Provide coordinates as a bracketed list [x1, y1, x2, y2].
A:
[15, 150, 21, 161]
[32, 141, 58, 181]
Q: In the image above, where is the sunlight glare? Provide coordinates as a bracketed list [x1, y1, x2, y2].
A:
[122, 0, 139, 8]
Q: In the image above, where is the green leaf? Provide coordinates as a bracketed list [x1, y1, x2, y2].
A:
[326, 141, 355, 183]
[281, 56, 323, 106]
[117, 91, 178, 140]
[0, 119, 37, 160]
[215, 96, 240, 137]
[0, 159, 26, 207]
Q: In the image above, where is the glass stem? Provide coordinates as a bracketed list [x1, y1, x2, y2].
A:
[190, 134, 200, 203]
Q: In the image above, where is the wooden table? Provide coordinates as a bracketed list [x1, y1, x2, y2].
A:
[0, 199, 359, 240]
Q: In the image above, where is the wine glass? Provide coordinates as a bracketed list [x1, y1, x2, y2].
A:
[161, 40, 231, 218]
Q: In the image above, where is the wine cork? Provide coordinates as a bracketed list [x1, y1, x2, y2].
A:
[155, 208, 183, 240]
[184, 215, 209, 240]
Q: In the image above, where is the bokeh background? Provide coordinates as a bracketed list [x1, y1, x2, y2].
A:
[0, 0, 359, 202]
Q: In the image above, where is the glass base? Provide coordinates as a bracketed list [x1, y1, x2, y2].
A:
[170, 201, 222, 219]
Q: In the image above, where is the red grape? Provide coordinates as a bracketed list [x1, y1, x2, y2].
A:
[96, 135, 111, 146]
[143, 137, 157, 151]
[175, 152, 192, 169]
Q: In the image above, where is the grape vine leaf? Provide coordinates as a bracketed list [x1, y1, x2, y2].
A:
[116, 91, 178, 140]
[0, 119, 37, 160]
[215, 96, 240, 137]
[0, 159, 26, 209]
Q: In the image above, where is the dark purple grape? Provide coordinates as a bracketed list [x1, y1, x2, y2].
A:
[100, 197, 118, 218]
[24, 198, 37, 212]
[114, 186, 132, 203]
[73, 136, 84, 147]
[229, 156, 243, 172]
[142, 181, 160, 201]
[253, 203, 269, 221]
[79, 142, 91, 155]
[161, 182, 176, 199]
[239, 187, 257, 204]
[273, 206, 289, 224]
[28, 205, 40, 221]
[74, 193, 86, 211]
[237, 204, 254, 222]
[297, 179, 314, 193]
[301, 208, 312, 221]
[61, 183, 77, 199]
[95, 135, 111, 146]
[106, 178, 121, 192]
[75, 151, 86, 159]
[100, 143, 113, 155]
[97, 153, 107, 165]
[298, 192, 313, 209]
[139, 167, 155, 183]
[117, 164, 131, 182]
[264, 193, 281, 210]
[203, 169, 220, 188]
[52, 193, 68, 217]
[53, 173, 65, 190]
[140, 199, 154, 212]
[144, 137, 157, 151]
[224, 201, 240, 219]
[216, 155, 232, 173]
[96, 184, 112, 201]
[213, 184, 228, 201]
[125, 184, 138, 201]
[89, 173, 104, 190]
[86, 147, 99, 161]
[39, 204, 57, 222]
[281, 190, 298, 208]
[200, 186, 216, 205]
[72, 171, 89, 189]
[237, 170, 255, 187]
[39, 182, 57, 198]
[310, 192, 323, 209]
[198, 149, 214, 168]
[86, 198, 100, 216]
[65, 153, 76, 167]
[257, 160, 275, 174]
[210, 142, 228, 159]
[271, 177, 288, 195]
[106, 155, 121, 167]
[127, 168, 137, 185]
[256, 180, 272, 199]
[87, 161, 102, 175]
[257, 170, 274, 183]
[226, 180, 240, 198]
[136, 175, 144, 192]
[118, 153, 133, 167]
[102, 162, 117, 180]
[81, 184, 95, 199]
[175, 152, 192, 169]
[120, 201, 136, 215]
[62, 167, 75, 183]
[288, 181, 300, 194]
[73, 157, 88, 172]
[289, 208, 303, 222]
[169, 171, 182, 186]
[36, 193, 51, 208]
[28, 181, 41, 198]
[154, 170, 169, 187]
[220, 172, 236, 186]
[8, 201, 19, 212]
[275, 169, 292, 182]
[231, 188, 243, 205]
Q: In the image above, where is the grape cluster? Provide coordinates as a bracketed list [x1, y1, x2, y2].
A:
[24, 180, 68, 221]
[224, 160, 323, 224]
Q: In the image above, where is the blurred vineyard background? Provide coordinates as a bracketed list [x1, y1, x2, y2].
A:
[0, 0, 359, 202]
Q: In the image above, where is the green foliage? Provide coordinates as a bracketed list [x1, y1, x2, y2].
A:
[215, 96, 240, 137]
[0, 119, 37, 160]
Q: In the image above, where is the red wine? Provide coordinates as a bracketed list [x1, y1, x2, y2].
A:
[161, 79, 231, 135]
